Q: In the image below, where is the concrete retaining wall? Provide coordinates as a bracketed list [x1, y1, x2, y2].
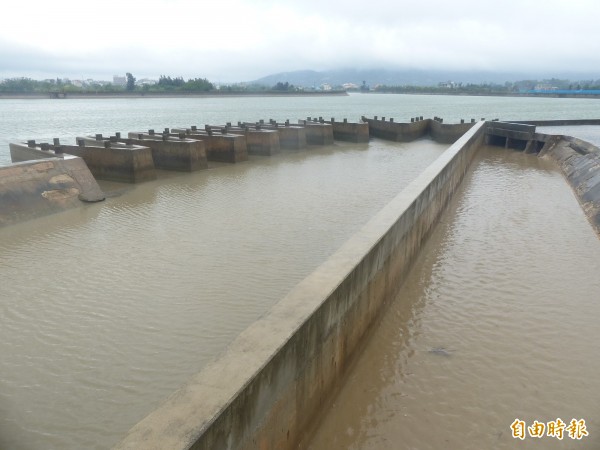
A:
[275, 126, 307, 150]
[362, 117, 474, 143]
[327, 119, 369, 143]
[223, 128, 281, 156]
[539, 134, 600, 236]
[170, 129, 248, 163]
[0, 156, 104, 227]
[114, 121, 486, 450]
[297, 121, 334, 145]
[121, 135, 208, 171]
[10, 141, 156, 183]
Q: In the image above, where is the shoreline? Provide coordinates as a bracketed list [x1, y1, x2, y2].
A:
[0, 90, 348, 100]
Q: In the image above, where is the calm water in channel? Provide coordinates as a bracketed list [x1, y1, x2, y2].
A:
[1, 94, 600, 450]
[308, 146, 600, 450]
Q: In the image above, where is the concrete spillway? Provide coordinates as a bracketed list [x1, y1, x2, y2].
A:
[2, 115, 599, 450]
[114, 119, 600, 450]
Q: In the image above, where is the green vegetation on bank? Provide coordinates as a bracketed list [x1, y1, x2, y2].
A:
[4, 74, 599, 97]
[372, 78, 600, 95]
[0, 75, 316, 96]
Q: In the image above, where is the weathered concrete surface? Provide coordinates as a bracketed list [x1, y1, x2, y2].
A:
[324, 119, 369, 143]
[0, 156, 104, 227]
[297, 120, 334, 145]
[216, 126, 281, 156]
[170, 129, 248, 163]
[113, 122, 486, 450]
[10, 140, 156, 183]
[539, 134, 600, 236]
[118, 134, 208, 171]
[362, 117, 474, 143]
[242, 122, 307, 150]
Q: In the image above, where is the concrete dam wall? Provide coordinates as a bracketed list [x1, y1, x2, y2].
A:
[113, 122, 486, 450]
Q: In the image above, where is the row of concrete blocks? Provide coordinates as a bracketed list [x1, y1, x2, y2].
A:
[9, 119, 369, 183]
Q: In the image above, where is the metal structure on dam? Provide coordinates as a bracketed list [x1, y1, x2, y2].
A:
[1, 115, 599, 449]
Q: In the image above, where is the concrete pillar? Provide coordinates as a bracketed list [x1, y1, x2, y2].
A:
[191, 125, 198, 131]
[149, 129, 155, 135]
[411, 118, 414, 123]
[103, 141, 111, 148]
[27, 140, 36, 148]
[461, 119, 465, 124]
[96, 134, 103, 140]
[115, 132, 121, 139]
[77, 139, 85, 147]
[164, 128, 170, 134]
[40, 143, 50, 151]
[343, 118, 348, 123]
[390, 118, 394, 122]
[53, 138, 60, 146]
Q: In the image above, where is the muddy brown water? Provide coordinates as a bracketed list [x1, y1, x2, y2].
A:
[307, 146, 600, 450]
[0, 139, 448, 450]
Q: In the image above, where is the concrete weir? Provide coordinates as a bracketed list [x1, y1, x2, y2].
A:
[170, 127, 248, 163]
[298, 118, 334, 145]
[363, 116, 476, 143]
[0, 156, 104, 227]
[10, 138, 156, 183]
[326, 117, 369, 143]
[244, 121, 308, 150]
[211, 124, 281, 156]
[113, 122, 486, 450]
[81, 132, 208, 172]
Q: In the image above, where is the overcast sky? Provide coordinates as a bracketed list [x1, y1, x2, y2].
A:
[0, 0, 598, 83]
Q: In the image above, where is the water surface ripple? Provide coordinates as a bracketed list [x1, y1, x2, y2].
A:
[308, 146, 600, 450]
[0, 139, 446, 450]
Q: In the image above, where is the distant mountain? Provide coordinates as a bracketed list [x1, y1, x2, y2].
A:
[250, 68, 598, 88]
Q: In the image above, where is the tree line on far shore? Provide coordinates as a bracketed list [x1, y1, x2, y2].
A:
[0, 74, 303, 94]
[0, 74, 215, 94]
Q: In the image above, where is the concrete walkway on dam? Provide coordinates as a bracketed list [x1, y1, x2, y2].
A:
[306, 146, 600, 450]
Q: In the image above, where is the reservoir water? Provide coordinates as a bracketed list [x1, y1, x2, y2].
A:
[1, 94, 600, 449]
[307, 146, 600, 449]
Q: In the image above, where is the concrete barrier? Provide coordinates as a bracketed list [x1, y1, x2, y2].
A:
[0, 156, 104, 227]
[326, 118, 369, 143]
[214, 126, 281, 156]
[297, 120, 334, 145]
[170, 129, 248, 163]
[539, 134, 600, 236]
[362, 117, 474, 143]
[242, 122, 307, 150]
[118, 134, 208, 171]
[10, 140, 156, 183]
[113, 121, 486, 450]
